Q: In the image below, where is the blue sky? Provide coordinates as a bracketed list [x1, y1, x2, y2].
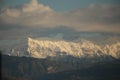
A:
[1, 0, 120, 11]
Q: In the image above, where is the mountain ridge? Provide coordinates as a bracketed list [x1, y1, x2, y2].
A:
[2, 54, 120, 80]
[0, 37, 120, 60]
[28, 37, 120, 59]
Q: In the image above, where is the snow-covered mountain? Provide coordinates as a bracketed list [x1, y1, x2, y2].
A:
[28, 37, 120, 59]
[0, 37, 120, 60]
[0, 39, 28, 56]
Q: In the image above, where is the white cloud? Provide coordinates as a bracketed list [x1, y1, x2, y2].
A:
[0, 0, 53, 25]
[0, 0, 120, 33]
[22, 0, 52, 13]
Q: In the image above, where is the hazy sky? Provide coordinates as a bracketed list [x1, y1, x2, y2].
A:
[0, 0, 120, 39]
[1, 0, 120, 11]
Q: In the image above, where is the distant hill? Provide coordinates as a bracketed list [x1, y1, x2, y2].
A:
[1, 54, 120, 80]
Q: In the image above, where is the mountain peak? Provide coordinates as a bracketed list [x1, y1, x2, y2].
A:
[1, 37, 120, 60]
[27, 37, 120, 59]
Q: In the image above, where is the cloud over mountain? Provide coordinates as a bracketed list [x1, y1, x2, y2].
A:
[0, 0, 120, 33]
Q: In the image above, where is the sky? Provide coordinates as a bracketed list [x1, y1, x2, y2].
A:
[0, 0, 120, 39]
[1, 0, 120, 11]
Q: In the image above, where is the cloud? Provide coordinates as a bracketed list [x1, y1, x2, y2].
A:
[0, 0, 53, 25]
[0, 0, 120, 33]
[22, 0, 52, 13]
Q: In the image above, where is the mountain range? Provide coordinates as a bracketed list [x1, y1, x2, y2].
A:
[1, 34, 120, 80]
[0, 37, 120, 61]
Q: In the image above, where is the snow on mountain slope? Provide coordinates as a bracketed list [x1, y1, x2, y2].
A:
[28, 37, 120, 59]
[0, 39, 28, 56]
[0, 37, 120, 59]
